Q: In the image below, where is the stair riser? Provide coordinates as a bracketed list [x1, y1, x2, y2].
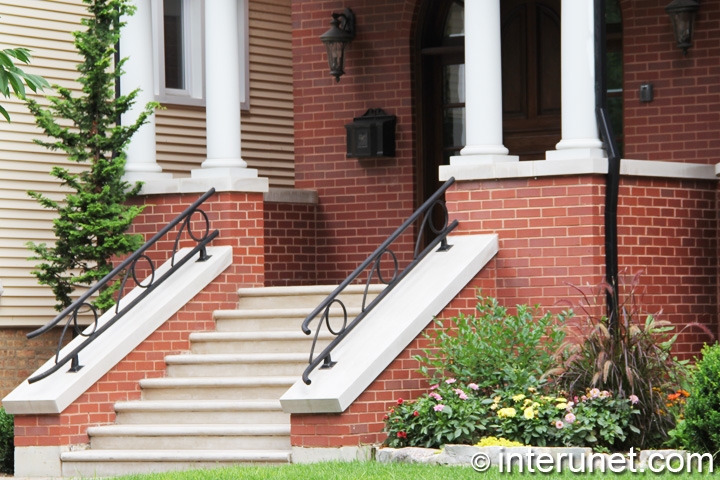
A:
[215, 318, 303, 332]
[142, 386, 291, 401]
[115, 411, 290, 425]
[189, 339, 329, 355]
[166, 362, 306, 377]
[237, 293, 375, 310]
[90, 435, 291, 451]
[63, 459, 289, 478]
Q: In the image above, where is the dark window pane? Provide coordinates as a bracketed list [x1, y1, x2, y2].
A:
[164, 0, 184, 89]
[443, 107, 465, 148]
[443, 64, 465, 104]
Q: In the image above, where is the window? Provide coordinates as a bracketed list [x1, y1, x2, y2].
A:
[151, 0, 250, 109]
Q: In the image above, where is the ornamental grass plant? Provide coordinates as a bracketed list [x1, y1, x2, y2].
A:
[554, 273, 694, 449]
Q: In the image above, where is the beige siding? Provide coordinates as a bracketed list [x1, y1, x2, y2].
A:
[156, 0, 295, 187]
[0, 0, 86, 327]
[0, 0, 295, 327]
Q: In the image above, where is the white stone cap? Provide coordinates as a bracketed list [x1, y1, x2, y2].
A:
[139, 176, 269, 195]
[280, 234, 499, 414]
[440, 158, 718, 182]
[2, 246, 232, 415]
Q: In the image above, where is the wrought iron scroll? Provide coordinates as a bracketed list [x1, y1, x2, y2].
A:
[26, 188, 219, 384]
[301, 177, 458, 384]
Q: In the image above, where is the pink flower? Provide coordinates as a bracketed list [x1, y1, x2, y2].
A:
[445, 378, 456, 384]
[413, 411, 419, 417]
[555, 420, 564, 429]
[468, 383, 479, 391]
[429, 392, 443, 401]
[564, 413, 576, 424]
[454, 388, 468, 400]
[434, 404, 445, 412]
[629, 394, 639, 405]
[430, 384, 439, 390]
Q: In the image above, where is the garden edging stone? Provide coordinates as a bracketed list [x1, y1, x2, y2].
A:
[377, 445, 690, 470]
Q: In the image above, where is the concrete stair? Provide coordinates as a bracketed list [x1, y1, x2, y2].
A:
[61, 284, 381, 477]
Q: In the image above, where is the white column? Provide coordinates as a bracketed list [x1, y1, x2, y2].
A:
[546, 0, 605, 160]
[451, 0, 517, 165]
[120, 0, 170, 182]
[192, 0, 256, 179]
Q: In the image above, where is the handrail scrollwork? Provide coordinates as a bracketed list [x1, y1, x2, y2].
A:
[26, 188, 219, 384]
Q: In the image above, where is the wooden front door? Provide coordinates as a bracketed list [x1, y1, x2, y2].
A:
[501, 0, 562, 160]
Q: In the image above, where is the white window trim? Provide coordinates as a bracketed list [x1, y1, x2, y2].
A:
[151, 0, 250, 110]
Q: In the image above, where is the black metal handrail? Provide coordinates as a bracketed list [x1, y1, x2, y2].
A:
[27, 188, 219, 383]
[301, 177, 458, 384]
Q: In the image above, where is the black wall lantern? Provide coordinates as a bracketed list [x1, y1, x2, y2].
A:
[320, 8, 356, 82]
[665, 0, 700, 55]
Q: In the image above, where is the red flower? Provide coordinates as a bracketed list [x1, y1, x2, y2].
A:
[413, 411, 419, 417]
[397, 431, 407, 438]
[397, 398, 404, 405]
[383, 415, 389, 420]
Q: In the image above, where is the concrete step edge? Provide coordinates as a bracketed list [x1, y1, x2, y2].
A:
[114, 399, 283, 412]
[87, 424, 290, 436]
[165, 353, 308, 365]
[213, 307, 364, 319]
[236, 284, 385, 297]
[139, 376, 297, 389]
[61, 449, 291, 462]
[188, 331, 333, 342]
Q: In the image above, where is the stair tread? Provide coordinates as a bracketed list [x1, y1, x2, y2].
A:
[165, 353, 307, 364]
[87, 424, 290, 436]
[114, 399, 283, 412]
[139, 376, 297, 388]
[213, 306, 364, 319]
[189, 331, 332, 341]
[62, 449, 291, 462]
[236, 284, 384, 297]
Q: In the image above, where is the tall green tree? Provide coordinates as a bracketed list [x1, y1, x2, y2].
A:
[26, 0, 158, 312]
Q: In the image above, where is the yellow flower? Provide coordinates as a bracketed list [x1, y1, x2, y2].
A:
[512, 394, 526, 402]
[493, 396, 502, 404]
[527, 387, 536, 393]
[523, 399, 533, 407]
[497, 407, 517, 418]
[555, 397, 567, 403]
[556, 403, 568, 410]
[523, 407, 535, 419]
[490, 404, 498, 410]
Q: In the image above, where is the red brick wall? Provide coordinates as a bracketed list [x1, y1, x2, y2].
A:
[264, 201, 317, 286]
[617, 178, 718, 353]
[292, 0, 420, 283]
[0, 329, 68, 403]
[621, 0, 720, 163]
[13, 192, 265, 447]
[447, 176, 607, 310]
[290, 263, 497, 447]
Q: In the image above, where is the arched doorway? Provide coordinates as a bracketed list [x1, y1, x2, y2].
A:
[415, 0, 562, 207]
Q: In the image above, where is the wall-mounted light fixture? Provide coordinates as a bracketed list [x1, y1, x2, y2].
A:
[665, 0, 700, 55]
[319, 8, 356, 82]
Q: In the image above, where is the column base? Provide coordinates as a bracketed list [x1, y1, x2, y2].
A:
[546, 148, 607, 161]
[191, 166, 258, 179]
[450, 154, 519, 166]
[123, 171, 173, 183]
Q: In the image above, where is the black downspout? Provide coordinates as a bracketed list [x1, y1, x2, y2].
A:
[594, 0, 621, 332]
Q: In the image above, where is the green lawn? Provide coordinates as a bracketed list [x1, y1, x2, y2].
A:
[115, 460, 714, 480]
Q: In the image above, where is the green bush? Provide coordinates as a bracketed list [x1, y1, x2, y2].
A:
[684, 343, 720, 458]
[383, 380, 489, 448]
[0, 407, 13, 474]
[414, 294, 569, 393]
